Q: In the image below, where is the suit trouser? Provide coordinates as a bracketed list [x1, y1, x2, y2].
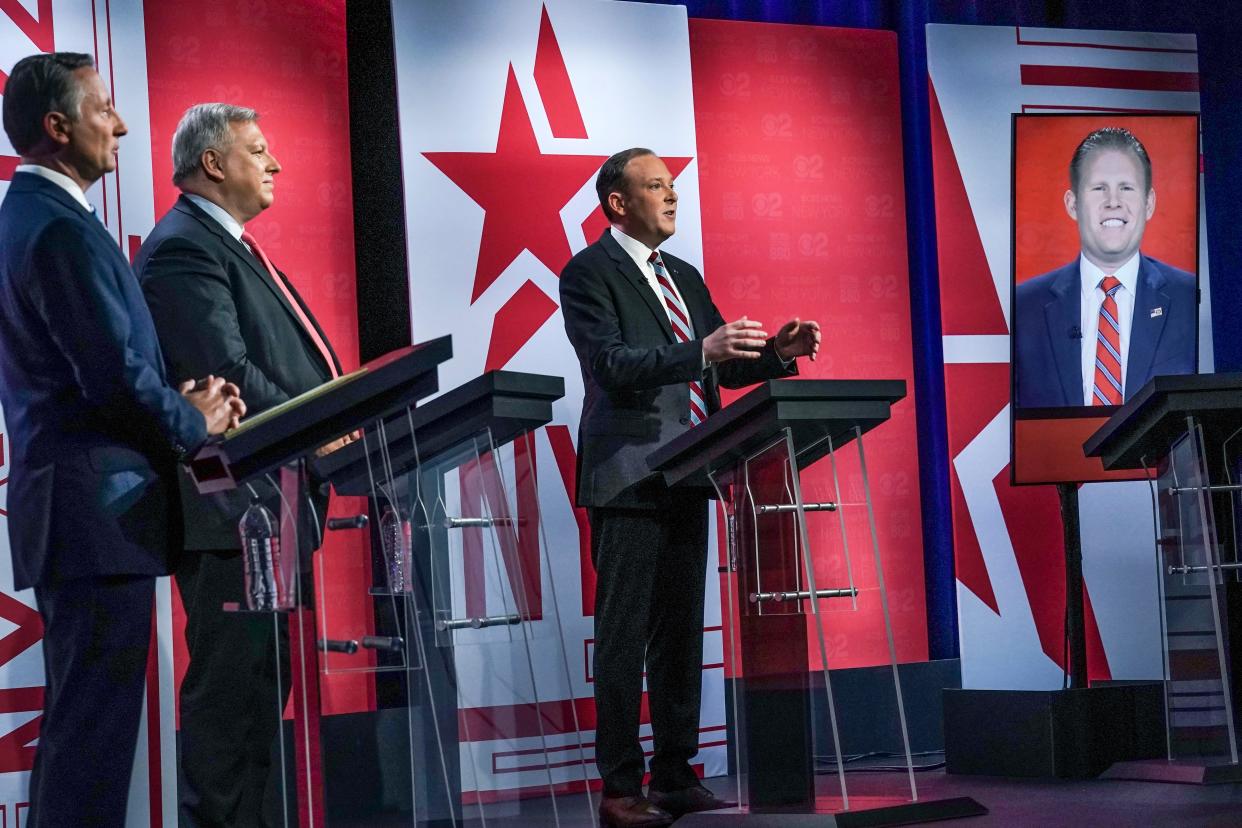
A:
[29, 575, 155, 828]
[176, 549, 290, 828]
[589, 493, 709, 797]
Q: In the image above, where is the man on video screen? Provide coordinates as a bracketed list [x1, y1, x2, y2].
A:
[1013, 126, 1196, 408]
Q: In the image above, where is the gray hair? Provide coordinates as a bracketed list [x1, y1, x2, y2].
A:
[171, 103, 259, 186]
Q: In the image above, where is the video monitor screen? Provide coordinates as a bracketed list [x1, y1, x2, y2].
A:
[1009, 113, 1200, 485]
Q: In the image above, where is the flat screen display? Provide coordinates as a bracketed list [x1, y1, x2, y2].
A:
[1009, 113, 1200, 485]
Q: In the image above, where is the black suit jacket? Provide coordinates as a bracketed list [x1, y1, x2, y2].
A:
[560, 231, 795, 509]
[135, 195, 341, 549]
[0, 173, 207, 589]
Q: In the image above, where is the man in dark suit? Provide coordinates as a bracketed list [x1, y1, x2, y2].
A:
[134, 103, 344, 828]
[1014, 126, 1196, 408]
[0, 53, 242, 827]
[560, 148, 820, 827]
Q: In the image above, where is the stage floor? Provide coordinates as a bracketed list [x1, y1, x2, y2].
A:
[433, 768, 1242, 827]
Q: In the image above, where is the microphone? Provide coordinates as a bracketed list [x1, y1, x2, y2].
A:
[1068, 326, 1082, 339]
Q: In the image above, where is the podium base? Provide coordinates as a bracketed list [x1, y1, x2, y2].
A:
[677, 796, 987, 826]
[1101, 758, 1242, 785]
[944, 684, 1165, 778]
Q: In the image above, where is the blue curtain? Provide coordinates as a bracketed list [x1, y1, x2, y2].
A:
[651, 0, 1242, 660]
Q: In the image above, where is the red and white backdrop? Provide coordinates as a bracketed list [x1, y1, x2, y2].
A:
[394, 0, 927, 800]
[926, 24, 1213, 689]
[0, 1, 363, 824]
[1, 0, 934, 819]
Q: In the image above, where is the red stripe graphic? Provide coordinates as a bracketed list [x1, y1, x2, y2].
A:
[146, 608, 163, 828]
[1020, 64, 1199, 93]
[533, 5, 587, 139]
[544, 425, 595, 617]
[0, 0, 55, 52]
[1016, 27, 1197, 55]
[1021, 104, 1173, 114]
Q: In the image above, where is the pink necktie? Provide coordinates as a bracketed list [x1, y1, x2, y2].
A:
[241, 230, 338, 379]
[1092, 275, 1123, 406]
[648, 251, 705, 425]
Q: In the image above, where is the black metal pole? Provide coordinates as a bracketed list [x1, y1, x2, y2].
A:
[1058, 482, 1088, 689]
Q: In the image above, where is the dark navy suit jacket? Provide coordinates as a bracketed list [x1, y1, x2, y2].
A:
[560, 230, 795, 509]
[1013, 254, 1197, 408]
[0, 172, 207, 590]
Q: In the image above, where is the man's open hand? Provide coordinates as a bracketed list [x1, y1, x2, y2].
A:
[703, 317, 769, 363]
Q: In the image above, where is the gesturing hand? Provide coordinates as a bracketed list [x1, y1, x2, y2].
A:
[703, 317, 769, 363]
[774, 318, 821, 362]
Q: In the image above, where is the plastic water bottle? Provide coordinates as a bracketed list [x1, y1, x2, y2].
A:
[239, 495, 281, 611]
[379, 504, 412, 593]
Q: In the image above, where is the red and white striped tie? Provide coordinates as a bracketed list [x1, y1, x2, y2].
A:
[649, 251, 706, 426]
[1092, 275, 1124, 406]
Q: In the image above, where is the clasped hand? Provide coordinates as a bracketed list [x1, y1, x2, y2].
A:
[181, 375, 247, 435]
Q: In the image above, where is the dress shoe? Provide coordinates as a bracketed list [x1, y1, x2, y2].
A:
[598, 794, 674, 827]
[647, 784, 738, 818]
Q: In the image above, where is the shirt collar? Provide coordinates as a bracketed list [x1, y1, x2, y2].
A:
[1080, 251, 1141, 299]
[184, 193, 245, 241]
[611, 226, 661, 273]
[15, 164, 92, 212]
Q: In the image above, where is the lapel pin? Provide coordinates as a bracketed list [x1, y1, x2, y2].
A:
[1150, 307, 1164, 318]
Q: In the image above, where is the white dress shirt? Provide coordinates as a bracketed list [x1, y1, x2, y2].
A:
[15, 164, 92, 212]
[185, 193, 245, 242]
[610, 226, 694, 334]
[1079, 251, 1140, 405]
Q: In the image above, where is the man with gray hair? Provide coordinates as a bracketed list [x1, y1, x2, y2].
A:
[136, 103, 344, 827]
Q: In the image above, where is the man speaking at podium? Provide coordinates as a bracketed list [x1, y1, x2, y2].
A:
[0, 54, 242, 826]
[560, 149, 820, 827]
[1014, 127, 1196, 408]
[136, 103, 343, 827]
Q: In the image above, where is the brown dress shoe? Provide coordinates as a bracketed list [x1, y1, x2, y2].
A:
[598, 794, 674, 827]
[647, 784, 738, 818]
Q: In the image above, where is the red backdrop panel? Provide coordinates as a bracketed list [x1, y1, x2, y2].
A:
[143, 0, 372, 716]
[690, 19, 928, 669]
[1013, 113, 1199, 284]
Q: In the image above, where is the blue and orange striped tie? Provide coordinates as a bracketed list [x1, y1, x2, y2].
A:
[1093, 275, 1124, 406]
[649, 251, 706, 425]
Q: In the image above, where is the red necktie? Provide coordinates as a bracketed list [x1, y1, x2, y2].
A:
[241, 230, 338, 379]
[1092, 275, 1123, 406]
[649, 251, 705, 425]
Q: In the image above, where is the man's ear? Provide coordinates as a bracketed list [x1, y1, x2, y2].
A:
[1063, 188, 1078, 221]
[42, 111, 72, 147]
[200, 147, 226, 183]
[607, 191, 626, 218]
[1145, 188, 1156, 220]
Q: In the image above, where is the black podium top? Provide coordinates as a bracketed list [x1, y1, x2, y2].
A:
[1084, 372, 1242, 471]
[189, 336, 452, 492]
[647, 379, 906, 488]
[314, 370, 564, 496]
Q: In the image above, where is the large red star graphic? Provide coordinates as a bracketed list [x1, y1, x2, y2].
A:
[424, 65, 608, 304]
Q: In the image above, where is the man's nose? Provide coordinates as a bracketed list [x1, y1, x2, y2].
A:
[268, 154, 282, 174]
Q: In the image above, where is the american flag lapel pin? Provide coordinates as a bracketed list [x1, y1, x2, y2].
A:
[1151, 307, 1164, 318]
